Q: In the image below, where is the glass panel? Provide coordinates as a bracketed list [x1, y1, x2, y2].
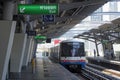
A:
[60, 42, 85, 57]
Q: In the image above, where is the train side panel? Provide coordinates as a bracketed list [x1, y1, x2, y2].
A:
[49, 45, 60, 61]
[60, 57, 86, 68]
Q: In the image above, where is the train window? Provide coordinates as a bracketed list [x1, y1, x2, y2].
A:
[60, 42, 85, 57]
[77, 43, 85, 56]
[60, 43, 72, 56]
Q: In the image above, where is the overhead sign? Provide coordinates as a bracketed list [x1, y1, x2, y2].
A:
[101, 40, 108, 44]
[34, 35, 47, 40]
[18, 4, 58, 14]
[27, 31, 36, 36]
[42, 15, 55, 22]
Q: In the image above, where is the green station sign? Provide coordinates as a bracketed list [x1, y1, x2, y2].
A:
[34, 35, 47, 40]
[101, 40, 108, 44]
[18, 4, 58, 14]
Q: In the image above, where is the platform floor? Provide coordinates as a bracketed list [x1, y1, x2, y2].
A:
[87, 57, 120, 71]
[87, 57, 120, 65]
[9, 57, 81, 80]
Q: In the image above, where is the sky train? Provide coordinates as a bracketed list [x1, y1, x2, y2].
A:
[50, 39, 87, 70]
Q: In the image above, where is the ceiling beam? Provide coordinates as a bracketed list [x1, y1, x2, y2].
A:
[34, 3, 104, 29]
[40, 23, 76, 36]
[59, 0, 107, 11]
[29, 0, 107, 22]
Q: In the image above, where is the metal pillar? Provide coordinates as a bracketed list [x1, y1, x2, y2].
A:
[95, 39, 99, 56]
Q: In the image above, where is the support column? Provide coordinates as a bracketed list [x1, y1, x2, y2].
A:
[33, 41, 37, 58]
[102, 43, 106, 57]
[95, 39, 99, 56]
[27, 37, 33, 63]
[21, 21, 26, 33]
[22, 37, 31, 67]
[0, 21, 16, 80]
[93, 33, 99, 56]
[10, 33, 27, 79]
[3, 1, 14, 20]
[28, 39, 35, 63]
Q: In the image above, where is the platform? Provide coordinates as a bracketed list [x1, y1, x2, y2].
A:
[9, 57, 81, 80]
[87, 57, 120, 71]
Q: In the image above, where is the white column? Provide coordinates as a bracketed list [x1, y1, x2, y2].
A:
[33, 41, 37, 58]
[10, 33, 27, 72]
[28, 39, 35, 63]
[3, 1, 14, 20]
[21, 21, 26, 33]
[22, 37, 31, 67]
[27, 37, 33, 63]
[0, 21, 16, 80]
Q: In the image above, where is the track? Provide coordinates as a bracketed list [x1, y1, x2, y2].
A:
[74, 73, 87, 80]
[49, 57, 120, 80]
[87, 63, 120, 79]
[80, 64, 120, 80]
[81, 66, 109, 80]
[73, 67, 107, 80]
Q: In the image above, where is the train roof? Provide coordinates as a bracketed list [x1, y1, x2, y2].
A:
[61, 39, 84, 43]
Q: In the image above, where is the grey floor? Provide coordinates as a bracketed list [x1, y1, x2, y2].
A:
[8, 57, 80, 80]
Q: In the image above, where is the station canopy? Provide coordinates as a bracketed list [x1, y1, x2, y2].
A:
[59, 1, 120, 39]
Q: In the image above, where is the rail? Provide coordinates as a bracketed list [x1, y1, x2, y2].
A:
[87, 63, 120, 79]
[81, 68, 109, 80]
[83, 66, 120, 80]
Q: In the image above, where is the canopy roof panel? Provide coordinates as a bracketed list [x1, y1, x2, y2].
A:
[60, 1, 120, 39]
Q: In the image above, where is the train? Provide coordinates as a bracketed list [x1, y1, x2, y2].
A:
[49, 39, 87, 70]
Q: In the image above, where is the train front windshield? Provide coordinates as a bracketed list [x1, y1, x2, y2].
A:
[60, 42, 85, 57]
